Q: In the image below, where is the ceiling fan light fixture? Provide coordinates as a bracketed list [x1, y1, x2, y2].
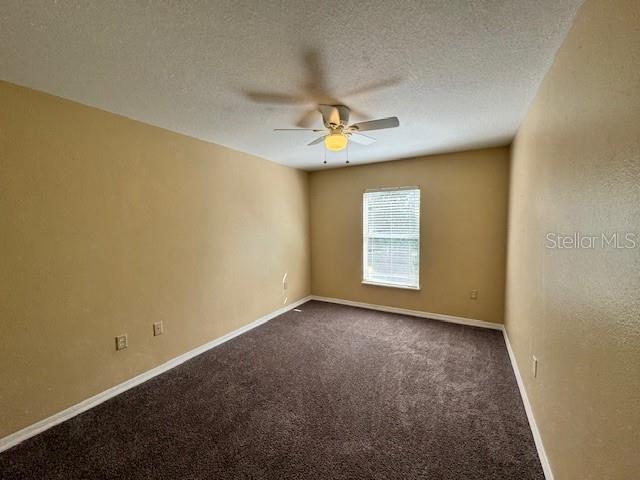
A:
[324, 132, 348, 151]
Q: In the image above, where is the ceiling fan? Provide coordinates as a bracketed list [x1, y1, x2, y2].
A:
[274, 104, 399, 152]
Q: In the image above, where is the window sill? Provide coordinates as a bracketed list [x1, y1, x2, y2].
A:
[361, 280, 421, 291]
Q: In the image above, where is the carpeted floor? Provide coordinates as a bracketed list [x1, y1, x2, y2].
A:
[0, 300, 544, 479]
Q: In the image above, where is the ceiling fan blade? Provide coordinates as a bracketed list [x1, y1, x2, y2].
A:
[308, 135, 327, 146]
[341, 76, 402, 98]
[349, 132, 376, 145]
[302, 49, 328, 98]
[349, 117, 399, 132]
[348, 107, 370, 122]
[296, 109, 320, 128]
[245, 91, 308, 105]
[274, 128, 325, 132]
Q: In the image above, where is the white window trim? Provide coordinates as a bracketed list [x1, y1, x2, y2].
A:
[361, 280, 421, 291]
[361, 186, 421, 290]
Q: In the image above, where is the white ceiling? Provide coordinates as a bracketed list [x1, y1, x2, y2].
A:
[1, 1, 583, 170]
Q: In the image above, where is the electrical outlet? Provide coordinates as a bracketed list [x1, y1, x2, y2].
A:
[470, 290, 478, 300]
[153, 321, 164, 336]
[115, 334, 128, 351]
[532, 356, 538, 378]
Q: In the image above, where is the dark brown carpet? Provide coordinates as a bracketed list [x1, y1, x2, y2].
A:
[0, 300, 543, 479]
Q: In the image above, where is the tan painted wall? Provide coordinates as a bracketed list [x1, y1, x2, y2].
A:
[0, 81, 310, 436]
[310, 147, 510, 324]
[505, 0, 640, 478]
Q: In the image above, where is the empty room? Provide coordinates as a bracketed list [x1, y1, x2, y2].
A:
[1, 1, 638, 479]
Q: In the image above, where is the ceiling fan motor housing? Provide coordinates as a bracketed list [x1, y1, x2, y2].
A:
[321, 104, 351, 128]
[273, 105, 399, 156]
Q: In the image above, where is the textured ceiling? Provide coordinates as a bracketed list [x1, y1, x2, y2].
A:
[0, 1, 583, 170]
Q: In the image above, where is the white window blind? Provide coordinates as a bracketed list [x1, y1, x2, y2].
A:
[362, 187, 420, 289]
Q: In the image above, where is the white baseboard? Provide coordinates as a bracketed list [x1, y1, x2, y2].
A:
[502, 329, 554, 480]
[310, 295, 503, 330]
[1, 294, 551, 480]
[0, 295, 312, 453]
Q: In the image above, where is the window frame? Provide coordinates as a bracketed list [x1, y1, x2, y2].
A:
[361, 186, 421, 291]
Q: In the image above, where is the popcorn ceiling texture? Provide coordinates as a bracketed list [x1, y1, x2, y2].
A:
[0, 0, 582, 169]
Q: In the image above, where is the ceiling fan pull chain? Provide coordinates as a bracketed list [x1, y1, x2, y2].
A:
[346, 142, 350, 165]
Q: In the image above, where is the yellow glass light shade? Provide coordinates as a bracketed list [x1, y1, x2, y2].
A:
[324, 133, 348, 151]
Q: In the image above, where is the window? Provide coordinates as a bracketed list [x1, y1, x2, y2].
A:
[362, 187, 420, 289]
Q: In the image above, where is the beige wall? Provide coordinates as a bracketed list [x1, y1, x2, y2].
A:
[0, 81, 310, 436]
[310, 147, 510, 324]
[505, 0, 640, 478]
